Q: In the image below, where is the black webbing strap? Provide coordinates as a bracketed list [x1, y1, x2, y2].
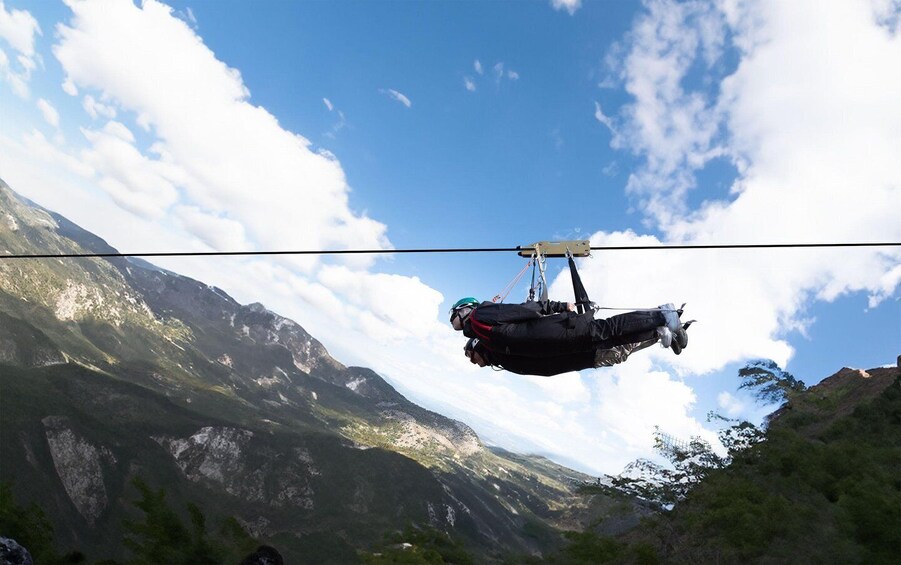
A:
[568, 254, 592, 314]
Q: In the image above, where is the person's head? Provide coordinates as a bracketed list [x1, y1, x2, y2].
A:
[464, 338, 488, 367]
[449, 297, 479, 331]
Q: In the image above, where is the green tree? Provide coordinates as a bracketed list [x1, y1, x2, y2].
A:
[0, 481, 86, 563]
[586, 417, 765, 511]
[738, 359, 806, 405]
[122, 478, 224, 564]
[0, 482, 54, 558]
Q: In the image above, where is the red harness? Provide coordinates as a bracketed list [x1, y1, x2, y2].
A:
[468, 309, 494, 343]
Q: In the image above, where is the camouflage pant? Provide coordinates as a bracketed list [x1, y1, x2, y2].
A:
[593, 339, 657, 367]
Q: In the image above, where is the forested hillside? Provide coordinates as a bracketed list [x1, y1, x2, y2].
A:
[548, 364, 900, 564]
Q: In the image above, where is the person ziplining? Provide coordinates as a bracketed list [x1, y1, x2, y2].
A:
[448, 240, 693, 376]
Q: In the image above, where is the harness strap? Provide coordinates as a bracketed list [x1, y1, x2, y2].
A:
[567, 252, 592, 314]
[493, 257, 533, 303]
[468, 311, 494, 342]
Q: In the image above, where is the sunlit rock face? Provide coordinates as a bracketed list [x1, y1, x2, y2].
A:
[154, 426, 315, 509]
[42, 416, 114, 525]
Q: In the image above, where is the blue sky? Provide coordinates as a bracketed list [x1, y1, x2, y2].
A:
[1, 0, 899, 475]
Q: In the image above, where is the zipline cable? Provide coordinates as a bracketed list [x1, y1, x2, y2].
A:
[0, 241, 899, 260]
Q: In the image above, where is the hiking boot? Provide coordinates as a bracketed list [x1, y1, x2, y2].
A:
[656, 326, 673, 348]
[671, 326, 688, 355]
[658, 303, 681, 332]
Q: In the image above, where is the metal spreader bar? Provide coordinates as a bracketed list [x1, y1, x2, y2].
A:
[516, 240, 591, 258]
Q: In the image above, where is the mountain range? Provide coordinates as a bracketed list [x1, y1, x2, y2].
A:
[0, 178, 616, 562]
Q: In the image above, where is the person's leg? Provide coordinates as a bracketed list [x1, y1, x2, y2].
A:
[588, 310, 666, 342]
[593, 338, 658, 367]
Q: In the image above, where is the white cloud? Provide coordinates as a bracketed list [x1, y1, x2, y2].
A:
[83, 94, 116, 119]
[54, 0, 391, 266]
[593, 100, 614, 132]
[19, 129, 94, 178]
[466, 61, 518, 91]
[0, 0, 41, 98]
[551, 0, 582, 16]
[717, 391, 745, 418]
[322, 97, 333, 111]
[316, 264, 446, 342]
[174, 205, 251, 251]
[592, 359, 713, 457]
[0, 0, 40, 57]
[174, 6, 197, 29]
[613, 0, 728, 224]
[37, 98, 59, 127]
[79, 121, 181, 219]
[576, 0, 901, 377]
[522, 372, 588, 405]
[62, 77, 78, 96]
[382, 88, 412, 108]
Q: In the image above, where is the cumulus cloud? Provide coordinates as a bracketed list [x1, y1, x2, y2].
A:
[54, 0, 391, 265]
[612, 0, 728, 224]
[551, 0, 582, 16]
[83, 94, 116, 119]
[572, 0, 901, 374]
[0, 0, 40, 56]
[463, 76, 476, 91]
[592, 359, 713, 455]
[474, 59, 483, 75]
[62, 76, 78, 96]
[717, 391, 745, 418]
[37, 98, 59, 127]
[382, 88, 412, 108]
[316, 265, 446, 342]
[174, 205, 251, 251]
[0, 0, 41, 98]
[79, 121, 182, 218]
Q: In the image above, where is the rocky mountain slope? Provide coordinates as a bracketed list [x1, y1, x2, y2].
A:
[0, 179, 598, 562]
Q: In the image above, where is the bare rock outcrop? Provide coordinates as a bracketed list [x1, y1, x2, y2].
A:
[42, 416, 113, 524]
[154, 426, 316, 509]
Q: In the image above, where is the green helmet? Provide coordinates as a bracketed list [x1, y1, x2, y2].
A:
[449, 297, 479, 325]
[452, 297, 480, 311]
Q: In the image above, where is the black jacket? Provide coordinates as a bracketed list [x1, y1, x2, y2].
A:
[481, 347, 597, 377]
[463, 300, 596, 357]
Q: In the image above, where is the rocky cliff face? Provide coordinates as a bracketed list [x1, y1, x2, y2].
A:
[154, 426, 317, 509]
[41, 416, 114, 525]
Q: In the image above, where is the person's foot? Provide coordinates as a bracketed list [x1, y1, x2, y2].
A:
[671, 326, 688, 355]
[658, 303, 681, 332]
